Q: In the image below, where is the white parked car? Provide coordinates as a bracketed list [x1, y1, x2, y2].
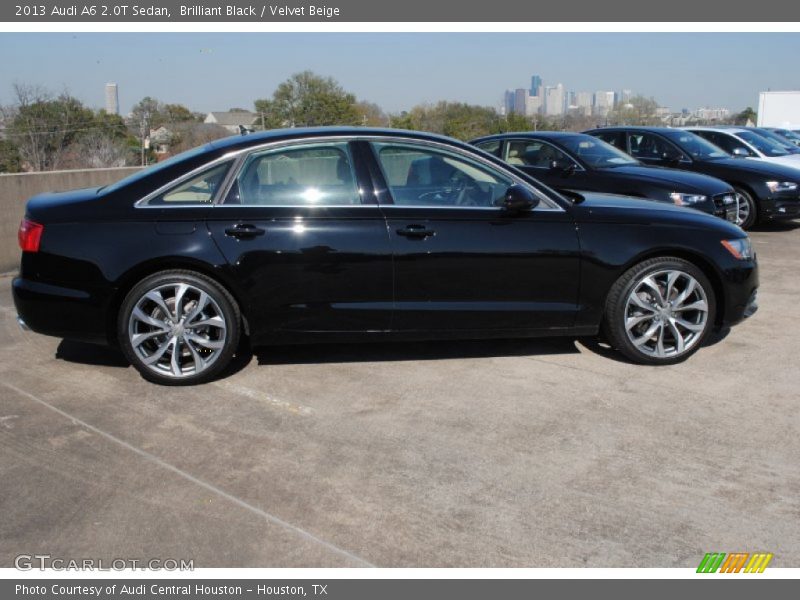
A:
[685, 126, 800, 170]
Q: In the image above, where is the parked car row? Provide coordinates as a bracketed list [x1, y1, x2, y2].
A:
[590, 127, 800, 229]
[13, 127, 764, 384]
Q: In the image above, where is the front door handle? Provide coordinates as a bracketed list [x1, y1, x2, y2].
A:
[397, 224, 435, 238]
[224, 224, 265, 239]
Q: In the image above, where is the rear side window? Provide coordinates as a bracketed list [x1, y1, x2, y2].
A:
[228, 143, 360, 206]
[148, 161, 231, 206]
[474, 140, 502, 157]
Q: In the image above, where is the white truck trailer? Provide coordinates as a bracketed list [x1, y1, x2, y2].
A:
[757, 91, 800, 128]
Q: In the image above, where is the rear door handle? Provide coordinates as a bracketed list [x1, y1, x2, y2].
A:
[224, 224, 265, 239]
[397, 225, 435, 238]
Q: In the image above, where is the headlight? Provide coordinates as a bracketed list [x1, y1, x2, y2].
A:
[766, 181, 798, 192]
[721, 238, 754, 260]
[669, 192, 707, 206]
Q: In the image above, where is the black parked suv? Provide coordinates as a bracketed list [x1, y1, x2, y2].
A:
[471, 132, 738, 223]
[585, 126, 800, 229]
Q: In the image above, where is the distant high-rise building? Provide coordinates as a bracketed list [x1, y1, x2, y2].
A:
[105, 82, 119, 115]
[513, 88, 530, 115]
[593, 90, 615, 116]
[525, 95, 542, 116]
[544, 84, 566, 116]
[503, 90, 516, 116]
[574, 91, 594, 116]
[530, 75, 543, 96]
[618, 89, 633, 105]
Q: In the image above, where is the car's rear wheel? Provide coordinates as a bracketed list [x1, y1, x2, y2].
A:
[733, 187, 757, 230]
[603, 257, 715, 365]
[118, 270, 240, 385]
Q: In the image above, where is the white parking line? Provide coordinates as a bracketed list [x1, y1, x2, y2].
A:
[0, 381, 375, 568]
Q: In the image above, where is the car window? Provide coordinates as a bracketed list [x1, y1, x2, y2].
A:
[666, 131, 730, 160]
[474, 140, 501, 157]
[373, 143, 515, 208]
[228, 143, 360, 206]
[505, 140, 576, 169]
[695, 131, 753, 156]
[593, 131, 625, 149]
[628, 133, 683, 161]
[149, 161, 231, 205]
[558, 135, 639, 168]
[736, 130, 790, 157]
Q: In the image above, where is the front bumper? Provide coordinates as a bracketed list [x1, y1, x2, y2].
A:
[760, 191, 800, 220]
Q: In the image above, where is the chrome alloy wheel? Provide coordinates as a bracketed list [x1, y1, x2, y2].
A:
[735, 192, 751, 227]
[623, 269, 709, 359]
[127, 283, 227, 378]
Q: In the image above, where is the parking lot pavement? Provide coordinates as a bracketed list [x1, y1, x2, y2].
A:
[1, 224, 799, 569]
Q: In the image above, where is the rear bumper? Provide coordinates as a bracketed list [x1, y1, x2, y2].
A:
[12, 277, 112, 344]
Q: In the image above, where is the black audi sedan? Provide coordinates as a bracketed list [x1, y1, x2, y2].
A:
[470, 132, 738, 223]
[14, 127, 758, 385]
[585, 126, 800, 229]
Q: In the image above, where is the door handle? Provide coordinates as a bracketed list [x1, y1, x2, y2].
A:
[224, 224, 265, 239]
[397, 225, 435, 238]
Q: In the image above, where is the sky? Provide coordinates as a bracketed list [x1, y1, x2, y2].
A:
[0, 32, 798, 115]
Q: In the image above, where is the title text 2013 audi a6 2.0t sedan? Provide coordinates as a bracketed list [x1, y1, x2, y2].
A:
[13, 128, 759, 385]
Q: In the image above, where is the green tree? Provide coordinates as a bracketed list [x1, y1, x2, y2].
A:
[7, 84, 96, 171]
[254, 71, 360, 128]
[734, 107, 757, 125]
[0, 139, 21, 173]
[389, 102, 500, 140]
[354, 101, 389, 127]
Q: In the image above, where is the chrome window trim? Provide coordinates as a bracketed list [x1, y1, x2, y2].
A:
[502, 138, 586, 173]
[132, 134, 564, 212]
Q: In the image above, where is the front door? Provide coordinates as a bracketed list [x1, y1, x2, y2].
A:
[367, 141, 581, 333]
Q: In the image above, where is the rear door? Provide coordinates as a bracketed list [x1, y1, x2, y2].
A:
[206, 139, 393, 339]
[366, 139, 581, 333]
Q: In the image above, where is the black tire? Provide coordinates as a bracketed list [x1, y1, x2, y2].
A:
[733, 187, 758, 230]
[602, 257, 716, 365]
[118, 270, 241, 385]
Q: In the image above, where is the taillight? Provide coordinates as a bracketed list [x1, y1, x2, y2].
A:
[18, 218, 44, 252]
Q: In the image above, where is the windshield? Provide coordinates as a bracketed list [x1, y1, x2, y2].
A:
[101, 143, 215, 194]
[736, 130, 790, 157]
[557, 135, 639, 169]
[750, 129, 800, 153]
[667, 131, 730, 160]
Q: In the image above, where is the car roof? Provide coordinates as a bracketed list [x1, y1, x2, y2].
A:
[207, 126, 465, 153]
[685, 126, 747, 133]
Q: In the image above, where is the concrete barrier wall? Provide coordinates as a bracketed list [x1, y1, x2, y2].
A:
[0, 167, 141, 273]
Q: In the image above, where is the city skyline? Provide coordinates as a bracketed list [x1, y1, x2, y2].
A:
[0, 33, 798, 115]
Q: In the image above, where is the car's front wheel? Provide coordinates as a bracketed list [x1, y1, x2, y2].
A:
[118, 270, 241, 385]
[603, 257, 715, 365]
[733, 187, 757, 230]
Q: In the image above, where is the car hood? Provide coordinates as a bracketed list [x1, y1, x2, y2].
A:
[25, 187, 105, 222]
[568, 191, 742, 235]
[703, 157, 800, 179]
[603, 165, 732, 193]
[754, 155, 800, 168]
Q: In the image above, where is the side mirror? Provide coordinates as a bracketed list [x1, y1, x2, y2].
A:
[663, 152, 684, 166]
[501, 184, 539, 212]
[732, 147, 750, 157]
[550, 159, 576, 175]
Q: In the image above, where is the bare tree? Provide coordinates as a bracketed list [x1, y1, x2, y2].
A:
[64, 132, 129, 169]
